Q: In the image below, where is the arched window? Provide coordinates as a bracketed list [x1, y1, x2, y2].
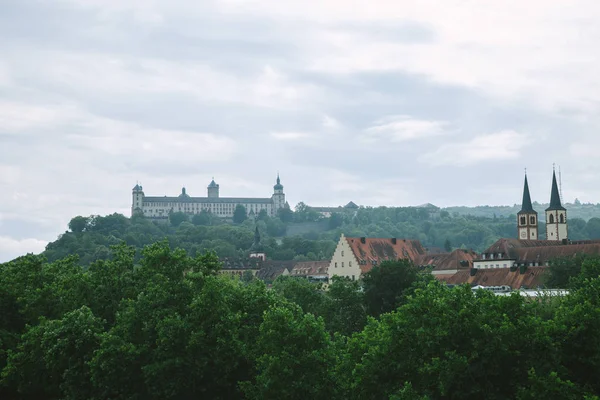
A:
[549, 214, 555, 224]
[520, 216, 526, 225]
[530, 216, 536, 225]
[560, 214, 565, 223]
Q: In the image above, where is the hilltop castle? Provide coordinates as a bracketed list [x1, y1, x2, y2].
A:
[132, 175, 286, 219]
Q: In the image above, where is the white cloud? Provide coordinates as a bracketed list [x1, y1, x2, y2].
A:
[0, 236, 48, 263]
[364, 115, 448, 143]
[420, 130, 531, 167]
[270, 131, 312, 141]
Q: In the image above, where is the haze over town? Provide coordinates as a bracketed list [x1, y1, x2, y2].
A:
[2, 0, 600, 261]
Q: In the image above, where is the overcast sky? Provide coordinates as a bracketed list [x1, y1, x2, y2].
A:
[2, 0, 600, 261]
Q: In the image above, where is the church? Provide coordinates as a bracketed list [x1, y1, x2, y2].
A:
[131, 175, 286, 220]
[473, 168, 600, 271]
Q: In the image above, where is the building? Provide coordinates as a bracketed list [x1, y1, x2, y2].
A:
[328, 234, 426, 281]
[290, 261, 330, 283]
[418, 249, 478, 276]
[131, 174, 286, 219]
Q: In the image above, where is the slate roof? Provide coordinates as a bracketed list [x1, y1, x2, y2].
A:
[438, 266, 548, 289]
[518, 175, 536, 214]
[546, 170, 566, 211]
[144, 196, 273, 204]
[344, 236, 427, 274]
[478, 238, 600, 264]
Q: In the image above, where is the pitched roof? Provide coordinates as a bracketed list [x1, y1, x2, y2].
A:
[479, 238, 600, 264]
[417, 249, 479, 271]
[291, 261, 329, 277]
[478, 238, 559, 260]
[518, 174, 536, 214]
[438, 266, 548, 289]
[344, 236, 427, 274]
[144, 196, 273, 204]
[546, 170, 566, 211]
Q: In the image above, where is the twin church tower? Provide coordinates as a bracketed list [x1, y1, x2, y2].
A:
[517, 168, 568, 241]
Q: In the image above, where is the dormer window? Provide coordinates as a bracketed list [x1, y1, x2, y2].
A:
[481, 254, 486, 260]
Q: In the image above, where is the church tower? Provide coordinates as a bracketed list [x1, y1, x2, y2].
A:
[517, 173, 538, 240]
[271, 173, 285, 214]
[545, 168, 568, 241]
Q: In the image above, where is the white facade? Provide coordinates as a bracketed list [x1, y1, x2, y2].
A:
[473, 256, 515, 270]
[131, 176, 285, 219]
[546, 209, 568, 241]
[518, 213, 538, 240]
[328, 234, 361, 281]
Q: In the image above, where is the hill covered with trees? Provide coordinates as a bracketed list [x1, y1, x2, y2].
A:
[40, 202, 600, 266]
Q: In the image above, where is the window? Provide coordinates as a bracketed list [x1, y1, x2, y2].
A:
[341, 262, 344, 267]
[335, 262, 337, 268]
[530, 216, 536, 224]
[352, 275, 355, 281]
[560, 214, 565, 223]
[549, 214, 555, 224]
[520, 216, 526, 225]
[341, 251, 344, 256]
[503, 264, 507, 267]
[349, 261, 352, 267]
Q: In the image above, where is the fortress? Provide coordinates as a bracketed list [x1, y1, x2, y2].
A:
[132, 175, 286, 219]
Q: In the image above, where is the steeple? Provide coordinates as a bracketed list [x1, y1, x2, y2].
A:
[546, 169, 566, 211]
[517, 171, 538, 240]
[519, 174, 534, 213]
[273, 173, 283, 191]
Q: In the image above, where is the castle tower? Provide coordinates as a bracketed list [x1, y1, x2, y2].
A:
[545, 169, 568, 241]
[131, 183, 144, 216]
[271, 173, 285, 214]
[517, 173, 538, 240]
[207, 178, 219, 198]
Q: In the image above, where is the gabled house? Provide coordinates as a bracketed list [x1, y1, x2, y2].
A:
[328, 234, 426, 281]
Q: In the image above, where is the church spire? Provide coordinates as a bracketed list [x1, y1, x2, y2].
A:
[546, 168, 566, 211]
[519, 173, 534, 213]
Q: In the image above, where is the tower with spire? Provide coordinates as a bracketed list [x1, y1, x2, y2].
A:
[545, 168, 568, 241]
[517, 172, 538, 240]
[271, 173, 286, 213]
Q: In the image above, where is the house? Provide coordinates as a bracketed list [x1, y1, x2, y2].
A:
[328, 234, 426, 281]
[309, 201, 359, 218]
[290, 261, 330, 283]
[417, 249, 478, 276]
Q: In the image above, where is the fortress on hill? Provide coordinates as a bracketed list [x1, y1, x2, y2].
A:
[131, 175, 286, 220]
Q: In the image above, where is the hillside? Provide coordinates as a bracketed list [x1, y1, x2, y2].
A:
[41, 204, 600, 266]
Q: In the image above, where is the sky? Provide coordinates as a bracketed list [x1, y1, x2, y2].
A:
[2, 0, 600, 262]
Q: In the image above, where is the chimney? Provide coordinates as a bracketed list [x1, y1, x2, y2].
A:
[391, 238, 397, 244]
[360, 237, 366, 244]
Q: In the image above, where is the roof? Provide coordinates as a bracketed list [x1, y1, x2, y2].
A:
[133, 184, 143, 191]
[273, 174, 283, 190]
[143, 196, 273, 204]
[479, 238, 600, 263]
[208, 179, 219, 188]
[220, 257, 264, 270]
[546, 170, 566, 211]
[345, 201, 359, 209]
[291, 261, 329, 277]
[518, 175, 536, 214]
[343, 236, 427, 274]
[438, 266, 548, 289]
[417, 249, 478, 271]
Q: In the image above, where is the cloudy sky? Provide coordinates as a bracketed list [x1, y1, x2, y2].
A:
[2, 0, 600, 261]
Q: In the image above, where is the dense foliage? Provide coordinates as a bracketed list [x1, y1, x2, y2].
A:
[42, 203, 600, 267]
[2, 243, 600, 399]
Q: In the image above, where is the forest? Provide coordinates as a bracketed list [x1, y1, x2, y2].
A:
[41, 203, 600, 266]
[1, 242, 600, 399]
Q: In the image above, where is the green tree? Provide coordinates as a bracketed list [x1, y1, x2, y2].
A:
[362, 259, 426, 317]
[68, 216, 89, 233]
[444, 238, 452, 252]
[233, 205, 247, 224]
[241, 304, 338, 400]
[169, 211, 189, 227]
[192, 210, 212, 226]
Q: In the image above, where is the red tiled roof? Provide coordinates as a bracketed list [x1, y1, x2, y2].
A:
[479, 238, 600, 264]
[291, 261, 329, 277]
[417, 249, 479, 271]
[345, 237, 427, 274]
[439, 266, 548, 289]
